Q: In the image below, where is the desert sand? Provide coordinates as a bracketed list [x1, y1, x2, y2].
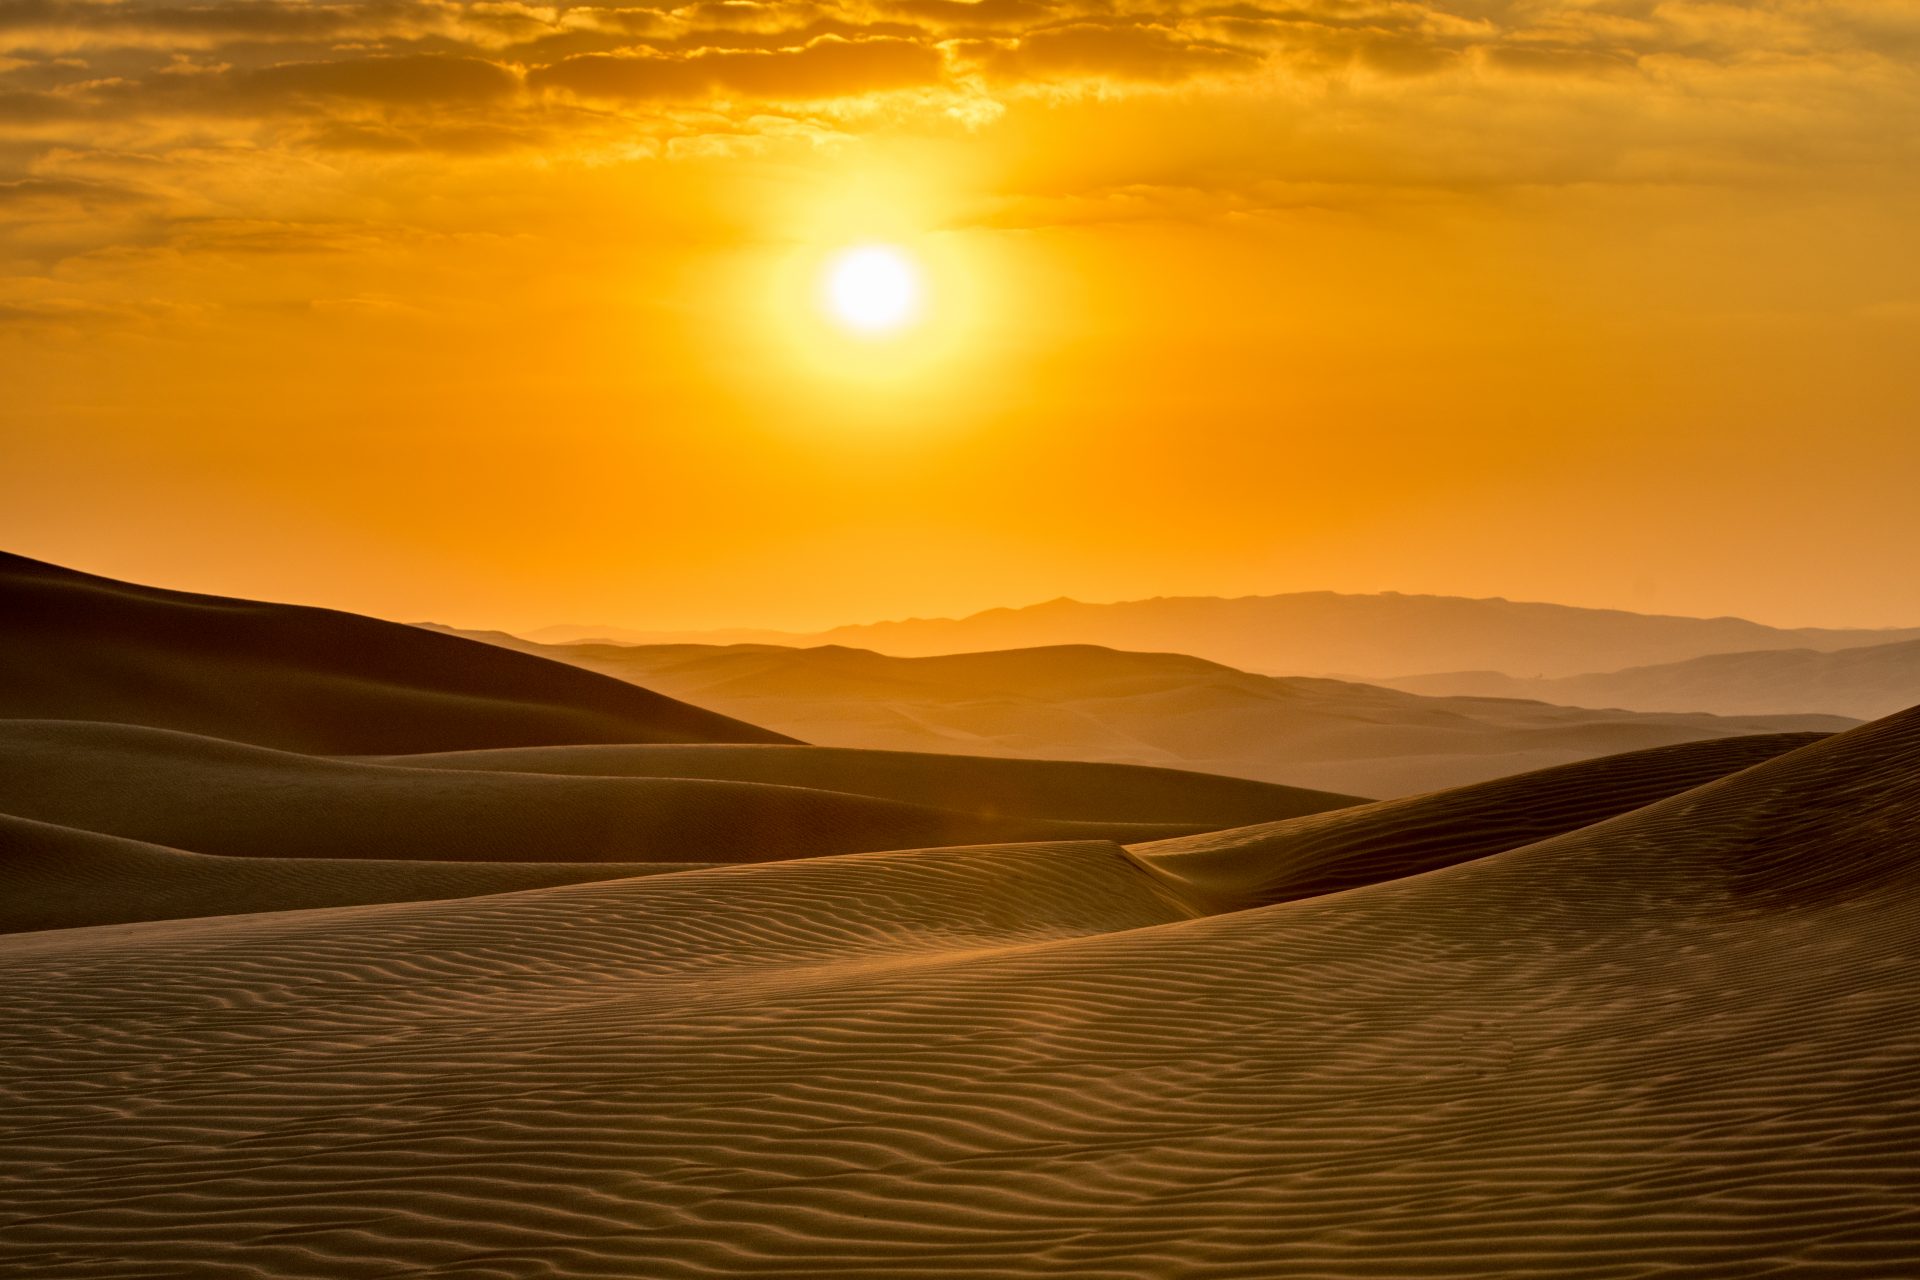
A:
[5, 553, 1920, 1277]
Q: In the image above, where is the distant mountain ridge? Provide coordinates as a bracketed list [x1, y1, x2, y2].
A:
[1384, 636, 1920, 720]
[521, 591, 1920, 681]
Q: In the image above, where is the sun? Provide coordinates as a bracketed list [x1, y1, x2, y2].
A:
[760, 232, 987, 392]
[822, 245, 921, 336]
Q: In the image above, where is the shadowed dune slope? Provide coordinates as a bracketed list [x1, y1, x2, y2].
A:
[0, 720, 1207, 863]
[368, 742, 1359, 826]
[1131, 731, 1827, 912]
[0, 552, 789, 753]
[3, 709, 1918, 1276]
[0, 813, 711, 934]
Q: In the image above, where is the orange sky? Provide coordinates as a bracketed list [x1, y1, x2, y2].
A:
[3, 0, 1918, 630]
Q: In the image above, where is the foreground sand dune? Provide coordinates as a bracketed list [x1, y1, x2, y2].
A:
[0, 552, 789, 753]
[6, 707, 1917, 1276]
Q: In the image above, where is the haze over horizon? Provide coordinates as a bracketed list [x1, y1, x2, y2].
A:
[509, 585, 1920, 644]
[9, 545, 1920, 637]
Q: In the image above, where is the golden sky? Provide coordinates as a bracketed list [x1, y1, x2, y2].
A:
[3, 0, 1918, 630]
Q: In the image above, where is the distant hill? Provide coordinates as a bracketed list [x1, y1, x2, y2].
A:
[0, 552, 791, 754]
[519, 592, 1920, 680]
[1382, 637, 1920, 720]
[440, 631, 1853, 797]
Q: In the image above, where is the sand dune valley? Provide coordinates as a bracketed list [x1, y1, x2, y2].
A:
[0, 548, 1916, 1278]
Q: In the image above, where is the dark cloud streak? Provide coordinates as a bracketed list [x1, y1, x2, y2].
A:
[239, 53, 518, 103]
[529, 36, 947, 101]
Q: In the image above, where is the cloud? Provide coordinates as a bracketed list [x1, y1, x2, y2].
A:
[1348, 33, 1462, 76]
[970, 23, 1265, 85]
[0, 86, 76, 119]
[875, 0, 1055, 31]
[1478, 42, 1638, 76]
[0, 0, 439, 50]
[529, 35, 947, 101]
[0, 174, 147, 207]
[304, 116, 547, 152]
[0, 294, 143, 330]
[237, 54, 519, 104]
[0, 0, 1915, 225]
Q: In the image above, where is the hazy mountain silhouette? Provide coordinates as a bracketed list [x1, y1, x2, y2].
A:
[523, 591, 1920, 680]
[1385, 636, 1920, 720]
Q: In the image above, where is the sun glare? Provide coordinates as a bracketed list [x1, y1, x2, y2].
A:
[823, 245, 921, 336]
[756, 229, 992, 399]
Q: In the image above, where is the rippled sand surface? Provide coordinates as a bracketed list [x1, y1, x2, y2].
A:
[6, 711, 1918, 1277]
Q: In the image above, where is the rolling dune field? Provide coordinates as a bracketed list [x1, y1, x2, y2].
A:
[4, 554, 1919, 1277]
[5, 712, 1919, 1276]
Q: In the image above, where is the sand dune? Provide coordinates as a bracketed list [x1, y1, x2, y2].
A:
[368, 741, 1357, 826]
[448, 634, 1851, 796]
[0, 719, 1236, 864]
[1133, 731, 1823, 912]
[7, 557, 1917, 1274]
[4, 707, 1917, 1275]
[521, 590, 1920, 678]
[0, 812, 711, 934]
[0, 552, 789, 753]
[1387, 635, 1920, 720]
[0, 557, 1353, 933]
